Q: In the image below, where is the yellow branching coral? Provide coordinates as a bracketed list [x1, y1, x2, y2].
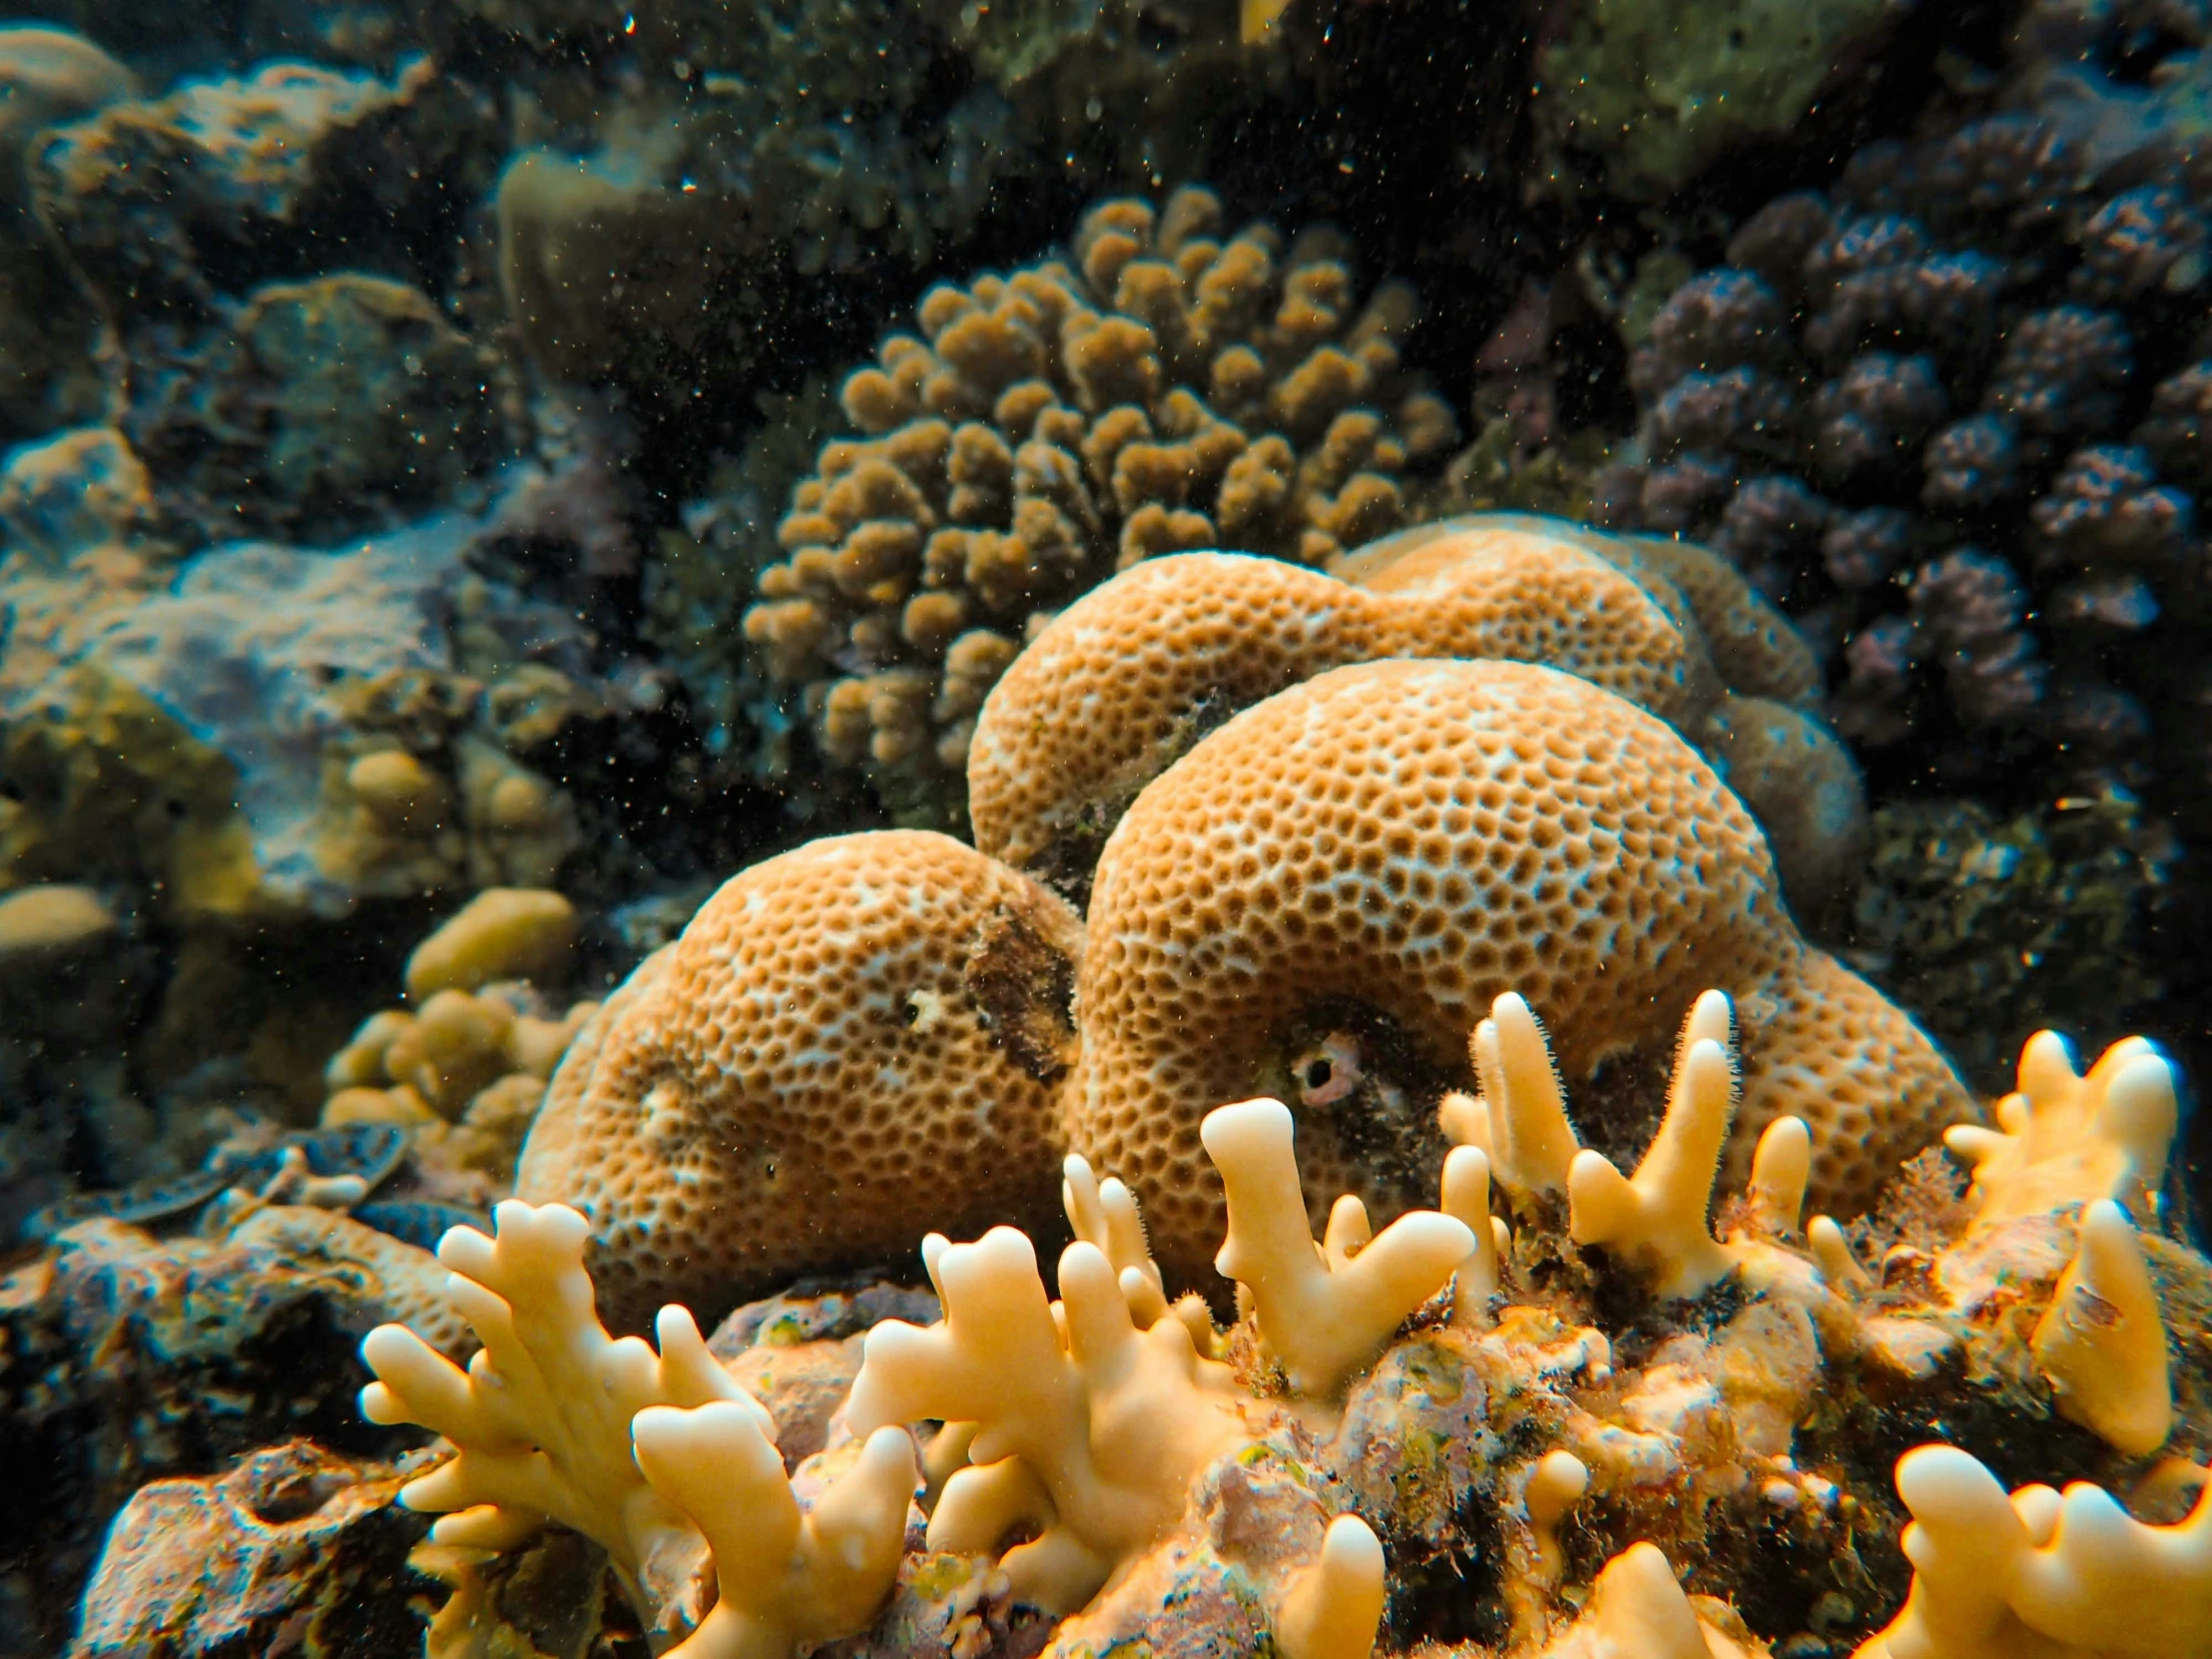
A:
[1525, 1449, 1591, 1580]
[1857, 1444, 2212, 1659]
[358, 1201, 916, 1656]
[630, 1404, 918, 1659]
[1568, 991, 1744, 1299]
[1944, 1032, 2179, 1231]
[1203, 1097, 1474, 1397]
[1447, 991, 1583, 1203]
[1536, 1542, 1767, 1659]
[1743, 1115, 1813, 1236]
[842, 1226, 1258, 1614]
[742, 184, 1454, 785]
[2030, 1199, 2174, 1457]
[1441, 1143, 1511, 1327]
[1444, 987, 1876, 1316]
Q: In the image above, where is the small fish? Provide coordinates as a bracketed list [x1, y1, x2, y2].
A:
[22, 1121, 412, 1244]
[351, 1200, 489, 1253]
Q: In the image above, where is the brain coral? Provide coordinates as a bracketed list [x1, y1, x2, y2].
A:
[968, 512, 1865, 909]
[515, 830, 1084, 1332]
[739, 184, 1457, 801]
[1069, 657, 1967, 1281]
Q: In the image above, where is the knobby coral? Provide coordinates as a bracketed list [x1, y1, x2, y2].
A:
[967, 512, 1865, 910]
[1600, 112, 2212, 817]
[738, 184, 1457, 804]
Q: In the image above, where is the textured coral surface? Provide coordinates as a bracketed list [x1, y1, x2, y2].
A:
[1071, 657, 1963, 1279]
[968, 514, 1864, 909]
[517, 830, 1083, 1331]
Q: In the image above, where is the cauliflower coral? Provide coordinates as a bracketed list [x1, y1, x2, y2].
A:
[738, 184, 1456, 795]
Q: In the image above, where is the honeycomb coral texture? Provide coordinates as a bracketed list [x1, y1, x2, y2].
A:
[741, 185, 1457, 786]
[1604, 111, 2212, 800]
[1067, 658, 1964, 1281]
[515, 830, 1084, 1332]
[965, 516, 1866, 911]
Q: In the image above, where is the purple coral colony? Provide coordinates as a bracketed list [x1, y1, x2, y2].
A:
[2, 0, 2212, 1655]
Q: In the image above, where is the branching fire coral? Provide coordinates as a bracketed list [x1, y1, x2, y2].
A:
[359, 996, 2212, 1659]
[1857, 1444, 2212, 1659]
[844, 1225, 1253, 1614]
[1203, 1097, 1474, 1397]
[1943, 1030, 2179, 1230]
[359, 1200, 917, 1657]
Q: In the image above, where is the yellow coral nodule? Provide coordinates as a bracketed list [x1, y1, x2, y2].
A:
[1859, 1443, 2212, 1659]
[1274, 1513, 1386, 1659]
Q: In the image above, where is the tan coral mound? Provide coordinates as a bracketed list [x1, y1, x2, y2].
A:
[739, 184, 1456, 788]
[968, 513, 1862, 905]
[1069, 657, 1965, 1281]
[514, 830, 1084, 1332]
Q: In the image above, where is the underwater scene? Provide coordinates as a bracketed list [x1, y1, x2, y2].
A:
[3, 0, 2212, 1653]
